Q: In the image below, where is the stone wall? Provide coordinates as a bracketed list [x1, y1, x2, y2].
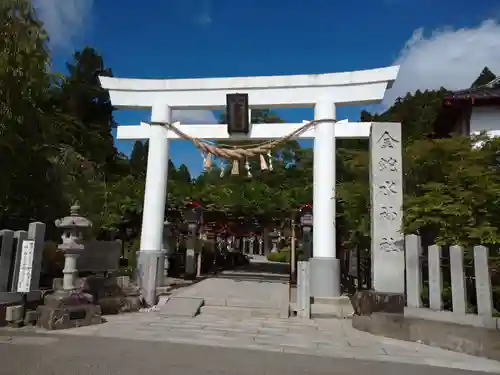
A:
[353, 312, 500, 361]
[0, 291, 44, 326]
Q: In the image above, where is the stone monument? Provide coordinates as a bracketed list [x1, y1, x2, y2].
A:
[37, 203, 102, 330]
[352, 123, 405, 315]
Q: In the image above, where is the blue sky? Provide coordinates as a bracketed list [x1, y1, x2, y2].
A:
[42, 0, 500, 176]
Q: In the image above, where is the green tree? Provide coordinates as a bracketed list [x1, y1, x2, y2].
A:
[403, 135, 500, 246]
[56, 47, 118, 176]
[0, 0, 67, 229]
[471, 67, 496, 88]
[175, 164, 192, 184]
[361, 89, 448, 141]
[130, 141, 148, 178]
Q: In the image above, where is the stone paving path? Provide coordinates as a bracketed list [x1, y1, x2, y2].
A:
[169, 256, 290, 312]
[171, 276, 289, 309]
[47, 312, 500, 373]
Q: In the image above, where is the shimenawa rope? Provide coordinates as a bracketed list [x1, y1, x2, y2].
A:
[149, 118, 338, 160]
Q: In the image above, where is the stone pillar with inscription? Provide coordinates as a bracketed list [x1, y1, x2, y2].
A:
[352, 123, 405, 315]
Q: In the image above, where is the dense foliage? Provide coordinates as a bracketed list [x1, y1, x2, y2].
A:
[2, 0, 500, 255]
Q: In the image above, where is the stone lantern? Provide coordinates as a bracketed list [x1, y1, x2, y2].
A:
[269, 230, 279, 253]
[37, 202, 102, 330]
[248, 233, 256, 255]
[299, 204, 313, 259]
[55, 202, 93, 290]
[184, 202, 203, 278]
[258, 235, 264, 255]
[160, 219, 174, 282]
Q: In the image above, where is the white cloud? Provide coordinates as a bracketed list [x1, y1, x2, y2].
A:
[32, 0, 93, 49]
[173, 110, 218, 124]
[32, 1, 216, 124]
[195, 0, 212, 26]
[385, 20, 500, 105]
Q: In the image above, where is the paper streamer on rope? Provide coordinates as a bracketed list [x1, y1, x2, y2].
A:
[146, 118, 339, 179]
[202, 152, 212, 172]
[245, 158, 252, 178]
[231, 160, 239, 175]
[219, 160, 226, 178]
[260, 154, 268, 171]
[203, 152, 212, 171]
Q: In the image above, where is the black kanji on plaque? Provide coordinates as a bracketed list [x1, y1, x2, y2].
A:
[226, 93, 249, 135]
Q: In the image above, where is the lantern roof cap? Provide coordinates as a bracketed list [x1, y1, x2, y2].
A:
[55, 202, 93, 229]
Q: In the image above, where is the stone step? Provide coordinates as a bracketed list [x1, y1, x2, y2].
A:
[200, 297, 288, 310]
[200, 305, 288, 319]
[158, 297, 205, 318]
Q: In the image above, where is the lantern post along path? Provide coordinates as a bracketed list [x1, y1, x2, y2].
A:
[99, 66, 400, 307]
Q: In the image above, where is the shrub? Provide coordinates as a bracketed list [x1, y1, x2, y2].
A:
[266, 247, 308, 263]
[267, 251, 288, 263]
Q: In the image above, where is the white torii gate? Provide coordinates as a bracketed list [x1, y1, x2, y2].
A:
[100, 66, 400, 306]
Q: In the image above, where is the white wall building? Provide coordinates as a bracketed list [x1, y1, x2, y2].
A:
[435, 79, 500, 138]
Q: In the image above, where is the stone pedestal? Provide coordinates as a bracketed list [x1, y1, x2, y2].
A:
[310, 257, 341, 298]
[63, 253, 79, 290]
[37, 290, 102, 330]
[84, 275, 142, 314]
[51, 275, 142, 314]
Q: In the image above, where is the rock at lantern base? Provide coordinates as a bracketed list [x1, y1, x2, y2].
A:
[37, 289, 102, 330]
[351, 290, 405, 316]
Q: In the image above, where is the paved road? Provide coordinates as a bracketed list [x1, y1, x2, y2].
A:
[37, 313, 500, 373]
[0, 330, 495, 375]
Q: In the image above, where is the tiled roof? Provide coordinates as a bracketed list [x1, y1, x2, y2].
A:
[445, 86, 500, 101]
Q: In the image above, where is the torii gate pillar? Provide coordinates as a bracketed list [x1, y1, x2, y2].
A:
[137, 103, 171, 305]
[311, 100, 340, 297]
